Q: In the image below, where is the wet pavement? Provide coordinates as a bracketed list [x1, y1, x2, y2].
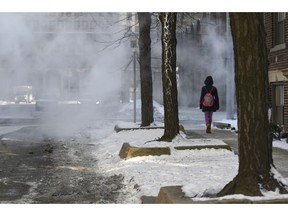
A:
[0, 126, 124, 203]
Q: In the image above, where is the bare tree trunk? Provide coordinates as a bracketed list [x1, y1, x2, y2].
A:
[138, 12, 154, 127]
[217, 13, 288, 197]
[159, 12, 179, 142]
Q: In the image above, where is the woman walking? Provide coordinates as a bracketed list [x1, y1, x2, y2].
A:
[200, 76, 219, 133]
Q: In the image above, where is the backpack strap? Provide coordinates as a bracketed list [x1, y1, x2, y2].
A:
[210, 86, 214, 93]
[205, 86, 214, 93]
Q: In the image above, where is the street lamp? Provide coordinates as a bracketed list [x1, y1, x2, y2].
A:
[131, 36, 137, 123]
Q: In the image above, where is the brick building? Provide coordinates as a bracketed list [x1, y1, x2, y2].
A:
[264, 13, 288, 130]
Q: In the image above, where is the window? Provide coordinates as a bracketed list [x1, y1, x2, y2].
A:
[90, 21, 97, 31]
[273, 13, 286, 46]
[276, 85, 284, 106]
[272, 85, 284, 125]
[65, 21, 73, 31]
[48, 21, 56, 32]
[74, 21, 80, 31]
[82, 21, 88, 31]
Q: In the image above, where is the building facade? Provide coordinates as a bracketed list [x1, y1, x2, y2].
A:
[264, 13, 288, 130]
[0, 12, 127, 101]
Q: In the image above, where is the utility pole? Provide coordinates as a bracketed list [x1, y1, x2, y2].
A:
[226, 13, 235, 120]
[128, 12, 138, 123]
[131, 35, 137, 123]
[133, 50, 136, 123]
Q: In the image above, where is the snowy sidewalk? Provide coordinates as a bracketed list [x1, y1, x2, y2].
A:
[185, 127, 288, 178]
[141, 127, 288, 204]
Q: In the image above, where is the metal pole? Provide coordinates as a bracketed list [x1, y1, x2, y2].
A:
[226, 12, 235, 120]
[133, 51, 136, 123]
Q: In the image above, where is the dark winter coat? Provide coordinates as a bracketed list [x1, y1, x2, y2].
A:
[199, 76, 219, 112]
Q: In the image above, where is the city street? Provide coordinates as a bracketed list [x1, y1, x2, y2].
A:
[0, 125, 125, 203]
[0, 103, 126, 203]
[1, 102, 288, 204]
[0, 101, 163, 203]
[0, 8, 287, 216]
[0, 102, 211, 203]
[0, 100, 233, 203]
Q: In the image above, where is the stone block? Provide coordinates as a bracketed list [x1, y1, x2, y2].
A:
[119, 142, 171, 160]
[213, 121, 231, 129]
[174, 144, 232, 151]
[141, 196, 157, 204]
[114, 125, 165, 133]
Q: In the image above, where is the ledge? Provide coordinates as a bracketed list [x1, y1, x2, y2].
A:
[119, 142, 232, 160]
[174, 144, 232, 151]
[142, 186, 288, 204]
[114, 124, 185, 133]
[213, 121, 231, 129]
[114, 125, 164, 133]
[119, 143, 171, 160]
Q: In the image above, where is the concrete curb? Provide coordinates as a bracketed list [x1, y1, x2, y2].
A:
[117, 125, 232, 160]
[174, 144, 232, 151]
[142, 186, 288, 204]
[119, 142, 171, 159]
[114, 125, 164, 133]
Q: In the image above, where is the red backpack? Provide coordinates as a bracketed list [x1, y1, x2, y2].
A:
[202, 87, 214, 107]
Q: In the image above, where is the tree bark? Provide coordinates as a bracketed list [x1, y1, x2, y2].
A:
[217, 13, 288, 197]
[159, 12, 179, 142]
[138, 12, 154, 126]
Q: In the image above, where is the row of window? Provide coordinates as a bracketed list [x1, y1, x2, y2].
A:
[29, 20, 106, 32]
[271, 13, 286, 125]
[27, 12, 112, 19]
[24, 13, 120, 33]
[273, 12, 286, 46]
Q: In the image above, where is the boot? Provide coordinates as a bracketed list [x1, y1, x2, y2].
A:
[206, 124, 211, 133]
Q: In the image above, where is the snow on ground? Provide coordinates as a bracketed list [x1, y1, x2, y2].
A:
[93, 128, 238, 203]
[92, 126, 288, 203]
[88, 101, 288, 205]
[273, 139, 288, 151]
[2, 101, 288, 215]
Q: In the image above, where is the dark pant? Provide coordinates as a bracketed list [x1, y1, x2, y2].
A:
[205, 111, 213, 125]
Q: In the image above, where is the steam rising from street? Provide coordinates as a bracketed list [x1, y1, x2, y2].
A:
[0, 12, 235, 137]
[0, 13, 130, 135]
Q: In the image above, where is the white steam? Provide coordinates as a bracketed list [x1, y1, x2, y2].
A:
[0, 12, 130, 136]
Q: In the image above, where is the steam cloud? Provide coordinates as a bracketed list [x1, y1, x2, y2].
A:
[0, 12, 235, 137]
[0, 12, 130, 136]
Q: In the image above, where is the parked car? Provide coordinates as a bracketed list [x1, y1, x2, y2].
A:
[13, 86, 34, 104]
[79, 94, 102, 106]
[35, 94, 58, 111]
